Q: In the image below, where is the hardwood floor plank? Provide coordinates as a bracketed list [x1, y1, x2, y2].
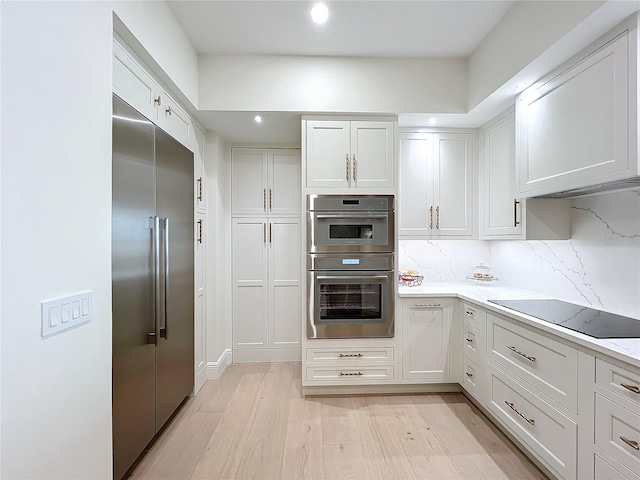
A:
[320, 395, 363, 447]
[323, 443, 368, 480]
[189, 364, 245, 413]
[234, 363, 296, 480]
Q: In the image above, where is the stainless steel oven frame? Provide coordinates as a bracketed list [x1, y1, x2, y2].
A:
[307, 253, 394, 339]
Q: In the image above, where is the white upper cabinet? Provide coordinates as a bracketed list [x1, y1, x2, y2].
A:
[399, 131, 473, 238]
[232, 148, 301, 216]
[194, 126, 207, 212]
[516, 27, 636, 197]
[306, 120, 394, 190]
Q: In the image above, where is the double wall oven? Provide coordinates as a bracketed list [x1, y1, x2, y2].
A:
[307, 195, 395, 339]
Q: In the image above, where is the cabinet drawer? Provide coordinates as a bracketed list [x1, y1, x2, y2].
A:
[463, 321, 483, 363]
[462, 356, 485, 403]
[305, 365, 394, 384]
[463, 303, 486, 324]
[489, 366, 577, 479]
[595, 454, 638, 480]
[487, 313, 578, 412]
[305, 347, 393, 364]
[595, 394, 640, 475]
[596, 358, 640, 413]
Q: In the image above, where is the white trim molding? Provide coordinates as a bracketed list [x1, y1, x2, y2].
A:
[206, 348, 232, 380]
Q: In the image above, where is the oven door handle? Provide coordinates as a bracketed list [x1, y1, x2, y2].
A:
[314, 214, 387, 220]
[316, 275, 390, 281]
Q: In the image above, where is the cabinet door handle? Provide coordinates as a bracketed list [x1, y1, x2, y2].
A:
[436, 206, 440, 229]
[197, 177, 203, 202]
[269, 223, 272, 244]
[338, 353, 363, 358]
[154, 95, 162, 106]
[414, 303, 441, 308]
[514, 199, 521, 227]
[621, 383, 640, 394]
[465, 309, 475, 316]
[263, 189, 266, 212]
[506, 345, 536, 363]
[263, 223, 266, 244]
[339, 371, 363, 376]
[429, 206, 433, 229]
[353, 154, 357, 182]
[620, 436, 639, 450]
[346, 154, 350, 182]
[197, 219, 203, 244]
[269, 188, 272, 211]
[465, 372, 473, 378]
[504, 401, 535, 425]
[166, 106, 173, 116]
[465, 338, 473, 343]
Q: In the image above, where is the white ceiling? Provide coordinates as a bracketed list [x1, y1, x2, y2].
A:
[167, 1, 514, 58]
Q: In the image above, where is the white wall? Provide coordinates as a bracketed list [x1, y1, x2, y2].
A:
[0, 1, 198, 478]
[399, 188, 640, 319]
[198, 55, 467, 113]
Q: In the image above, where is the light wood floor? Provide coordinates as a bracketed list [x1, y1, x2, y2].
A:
[131, 363, 547, 480]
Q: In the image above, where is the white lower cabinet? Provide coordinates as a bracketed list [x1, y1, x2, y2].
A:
[194, 213, 207, 391]
[489, 364, 578, 480]
[401, 299, 453, 382]
[232, 217, 301, 360]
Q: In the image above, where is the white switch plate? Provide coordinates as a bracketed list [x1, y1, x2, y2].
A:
[41, 291, 92, 337]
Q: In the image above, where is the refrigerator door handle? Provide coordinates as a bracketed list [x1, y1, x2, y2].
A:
[160, 217, 169, 339]
[149, 216, 160, 345]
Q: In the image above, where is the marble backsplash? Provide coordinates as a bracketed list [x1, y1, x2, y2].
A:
[399, 188, 640, 318]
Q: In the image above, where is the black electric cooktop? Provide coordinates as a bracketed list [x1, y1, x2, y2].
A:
[488, 299, 640, 339]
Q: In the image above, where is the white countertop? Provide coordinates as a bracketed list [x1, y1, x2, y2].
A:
[398, 282, 640, 369]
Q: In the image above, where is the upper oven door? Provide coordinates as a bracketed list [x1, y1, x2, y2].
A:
[308, 211, 394, 253]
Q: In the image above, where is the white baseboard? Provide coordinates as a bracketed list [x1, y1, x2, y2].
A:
[206, 348, 232, 380]
[232, 347, 301, 364]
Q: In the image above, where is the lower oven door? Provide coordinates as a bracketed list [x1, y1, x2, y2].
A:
[308, 270, 394, 339]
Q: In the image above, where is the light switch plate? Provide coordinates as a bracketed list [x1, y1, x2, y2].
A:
[41, 291, 92, 337]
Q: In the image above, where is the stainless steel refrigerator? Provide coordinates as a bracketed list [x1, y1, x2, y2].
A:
[112, 94, 194, 480]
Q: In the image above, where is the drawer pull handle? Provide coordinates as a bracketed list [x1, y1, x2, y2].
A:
[166, 106, 173, 116]
[620, 436, 639, 450]
[620, 383, 640, 394]
[504, 401, 535, 426]
[465, 338, 473, 343]
[506, 345, 536, 363]
[339, 371, 363, 376]
[415, 303, 441, 308]
[465, 372, 473, 378]
[465, 310, 474, 316]
[338, 353, 363, 358]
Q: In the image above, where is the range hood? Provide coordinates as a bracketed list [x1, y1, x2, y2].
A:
[537, 177, 640, 199]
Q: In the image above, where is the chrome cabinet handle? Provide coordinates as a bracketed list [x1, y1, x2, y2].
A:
[436, 206, 440, 229]
[166, 106, 173, 116]
[269, 223, 272, 244]
[506, 345, 536, 363]
[263, 189, 266, 212]
[620, 436, 639, 450]
[353, 154, 356, 182]
[621, 383, 640, 394]
[514, 199, 521, 227]
[346, 154, 349, 182]
[429, 206, 433, 229]
[414, 303, 442, 308]
[465, 372, 473, 378]
[339, 372, 363, 376]
[269, 188, 272, 211]
[154, 95, 162, 106]
[197, 177, 203, 202]
[339, 353, 363, 358]
[197, 219, 203, 244]
[465, 309, 474, 316]
[505, 401, 535, 425]
[465, 338, 473, 343]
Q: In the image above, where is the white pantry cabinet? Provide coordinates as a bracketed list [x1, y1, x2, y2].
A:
[398, 132, 473, 238]
[480, 111, 571, 240]
[232, 148, 300, 216]
[516, 21, 637, 198]
[194, 126, 207, 212]
[232, 217, 302, 359]
[305, 120, 394, 189]
[401, 299, 453, 382]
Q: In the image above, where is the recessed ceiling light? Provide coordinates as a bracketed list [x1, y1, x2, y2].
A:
[429, 117, 436, 125]
[254, 115, 262, 124]
[310, 3, 329, 25]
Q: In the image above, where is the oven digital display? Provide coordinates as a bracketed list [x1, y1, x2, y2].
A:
[329, 224, 373, 239]
[342, 259, 359, 265]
